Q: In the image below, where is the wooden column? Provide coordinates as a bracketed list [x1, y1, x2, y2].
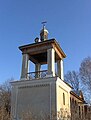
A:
[57, 59, 64, 80]
[35, 63, 41, 78]
[47, 48, 55, 77]
[21, 53, 29, 80]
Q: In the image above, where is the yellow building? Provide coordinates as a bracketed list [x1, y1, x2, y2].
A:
[11, 25, 89, 120]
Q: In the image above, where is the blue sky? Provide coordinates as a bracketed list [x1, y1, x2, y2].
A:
[0, 0, 91, 83]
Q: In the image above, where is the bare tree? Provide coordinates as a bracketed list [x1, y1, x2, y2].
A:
[79, 57, 91, 103]
[64, 71, 79, 94]
[0, 78, 13, 120]
[20, 111, 51, 120]
[79, 57, 91, 90]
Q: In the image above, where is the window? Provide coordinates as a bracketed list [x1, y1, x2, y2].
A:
[84, 106, 87, 116]
[70, 97, 72, 108]
[75, 100, 77, 108]
[63, 93, 65, 105]
[72, 98, 75, 108]
[79, 106, 80, 116]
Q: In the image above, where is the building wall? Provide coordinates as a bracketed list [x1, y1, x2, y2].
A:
[11, 77, 57, 120]
[12, 77, 90, 120]
[17, 84, 50, 118]
[84, 105, 91, 120]
[70, 93, 85, 120]
[56, 78, 71, 119]
[12, 77, 89, 120]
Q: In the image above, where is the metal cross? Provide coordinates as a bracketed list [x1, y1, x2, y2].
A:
[41, 21, 47, 28]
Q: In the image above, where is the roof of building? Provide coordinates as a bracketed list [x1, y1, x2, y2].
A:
[19, 39, 66, 57]
[19, 39, 66, 64]
[70, 90, 85, 102]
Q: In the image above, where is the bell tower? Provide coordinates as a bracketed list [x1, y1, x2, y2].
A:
[11, 25, 72, 120]
[19, 23, 65, 81]
[40, 21, 48, 41]
[19, 38, 65, 81]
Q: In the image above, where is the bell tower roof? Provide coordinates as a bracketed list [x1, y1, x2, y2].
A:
[19, 39, 66, 64]
[40, 25, 48, 34]
[40, 22, 48, 41]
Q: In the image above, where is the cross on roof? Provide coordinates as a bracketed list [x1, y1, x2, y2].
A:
[41, 21, 47, 28]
